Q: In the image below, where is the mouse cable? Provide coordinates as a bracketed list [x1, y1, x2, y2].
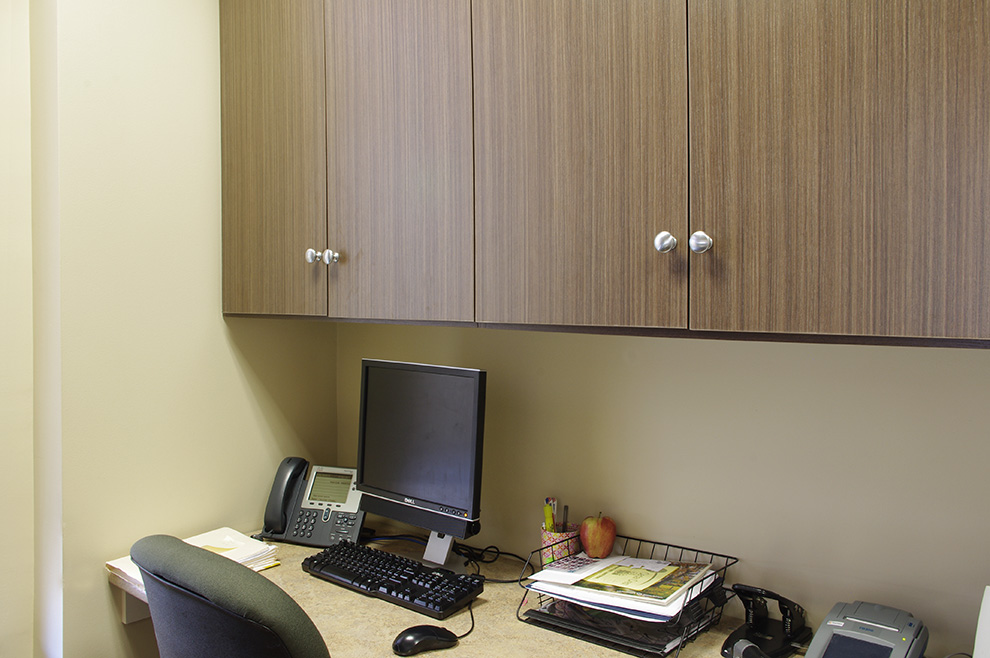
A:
[452, 601, 476, 640]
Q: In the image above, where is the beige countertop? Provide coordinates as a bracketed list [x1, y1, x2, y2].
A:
[263, 540, 738, 658]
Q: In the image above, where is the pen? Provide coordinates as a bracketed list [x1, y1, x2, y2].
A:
[543, 503, 555, 531]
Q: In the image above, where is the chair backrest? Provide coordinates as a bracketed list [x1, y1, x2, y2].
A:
[131, 534, 330, 658]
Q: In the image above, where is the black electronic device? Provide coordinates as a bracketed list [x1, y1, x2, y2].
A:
[392, 625, 459, 656]
[302, 540, 484, 620]
[257, 457, 365, 548]
[356, 359, 486, 568]
[722, 584, 812, 658]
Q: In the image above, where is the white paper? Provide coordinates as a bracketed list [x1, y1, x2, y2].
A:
[528, 553, 625, 585]
[527, 569, 718, 620]
[106, 527, 279, 593]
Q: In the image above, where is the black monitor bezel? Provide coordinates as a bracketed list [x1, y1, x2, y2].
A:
[355, 359, 486, 539]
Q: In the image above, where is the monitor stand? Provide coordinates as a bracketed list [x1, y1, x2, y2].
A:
[422, 531, 466, 573]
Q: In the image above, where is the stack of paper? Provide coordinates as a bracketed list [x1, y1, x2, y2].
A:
[106, 527, 279, 596]
[182, 527, 279, 571]
[525, 552, 715, 622]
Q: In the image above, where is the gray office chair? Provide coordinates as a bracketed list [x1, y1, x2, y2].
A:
[131, 534, 330, 658]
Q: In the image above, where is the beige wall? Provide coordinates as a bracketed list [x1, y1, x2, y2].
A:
[13, 0, 990, 656]
[2, 0, 35, 654]
[27, 0, 338, 656]
[336, 323, 990, 658]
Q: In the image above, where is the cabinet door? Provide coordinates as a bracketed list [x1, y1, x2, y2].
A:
[221, 0, 328, 316]
[690, 0, 990, 338]
[473, 0, 689, 327]
[325, 0, 475, 322]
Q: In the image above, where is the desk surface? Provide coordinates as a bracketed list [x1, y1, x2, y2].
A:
[263, 541, 735, 658]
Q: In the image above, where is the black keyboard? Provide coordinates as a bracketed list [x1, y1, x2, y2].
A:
[301, 541, 484, 619]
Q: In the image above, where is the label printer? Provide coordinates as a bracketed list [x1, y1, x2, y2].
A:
[805, 601, 928, 658]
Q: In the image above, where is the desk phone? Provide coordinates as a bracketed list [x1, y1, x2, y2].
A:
[256, 457, 365, 548]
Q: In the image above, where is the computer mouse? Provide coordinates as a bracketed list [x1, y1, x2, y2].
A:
[391, 624, 459, 656]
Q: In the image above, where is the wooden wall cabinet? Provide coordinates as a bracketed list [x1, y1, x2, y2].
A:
[221, 0, 327, 316]
[473, 0, 690, 328]
[224, 0, 989, 340]
[474, 0, 990, 339]
[221, 0, 475, 322]
[690, 0, 990, 339]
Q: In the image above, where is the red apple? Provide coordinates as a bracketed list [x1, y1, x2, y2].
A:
[579, 514, 616, 558]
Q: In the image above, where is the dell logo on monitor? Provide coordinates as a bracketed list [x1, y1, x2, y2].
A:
[404, 497, 416, 505]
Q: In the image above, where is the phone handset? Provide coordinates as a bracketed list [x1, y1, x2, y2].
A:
[739, 585, 770, 633]
[264, 456, 309, 535]
[733, 583, 808, 640]
[721, 584, 812, 658]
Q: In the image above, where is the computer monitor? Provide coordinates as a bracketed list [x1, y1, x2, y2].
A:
[355, 359, 486, 568]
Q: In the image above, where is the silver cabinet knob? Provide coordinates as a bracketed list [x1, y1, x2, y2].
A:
[653, 231, 677, 254]
[305, 248, 340, 265]
[688, 231, 713, 254]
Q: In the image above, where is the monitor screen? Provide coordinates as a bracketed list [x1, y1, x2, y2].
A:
[356, 360, 486, 566]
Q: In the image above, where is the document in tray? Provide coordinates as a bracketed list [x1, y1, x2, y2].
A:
[577, 559, 711, 605]
[528, 552, 625, 585]
[530, 553, 707, 602]
[528, 598, 715, 654]
[582, 559, 680, 591]
[526, 569, 718, 622]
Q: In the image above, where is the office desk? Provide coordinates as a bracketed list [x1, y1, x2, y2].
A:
[264, 541, 736, 658]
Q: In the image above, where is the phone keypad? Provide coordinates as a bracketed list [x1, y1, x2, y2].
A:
[292, 509, 320, 539]
[328, 512, 360, 543]
[290, 509, 363, 545]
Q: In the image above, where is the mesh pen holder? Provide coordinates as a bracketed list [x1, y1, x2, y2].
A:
[539, 524, 581, 566]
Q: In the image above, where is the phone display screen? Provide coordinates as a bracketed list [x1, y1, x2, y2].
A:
[307, 471, 352, 504]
